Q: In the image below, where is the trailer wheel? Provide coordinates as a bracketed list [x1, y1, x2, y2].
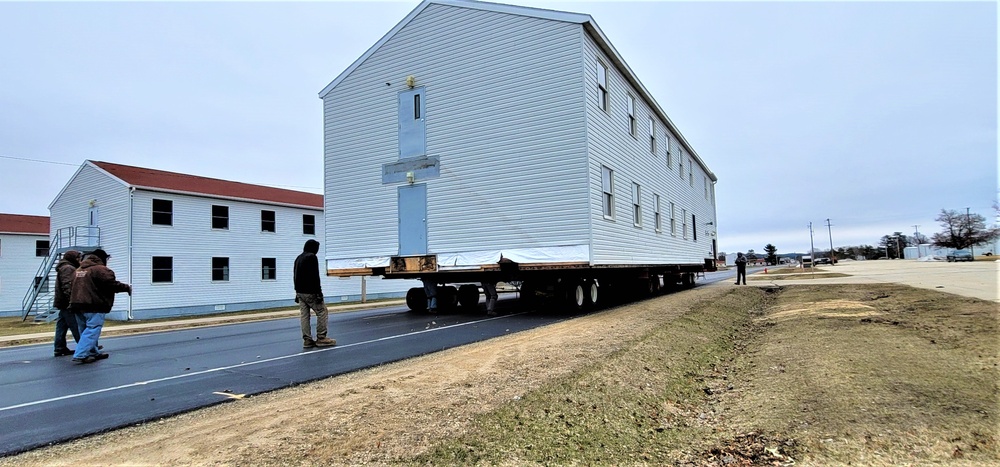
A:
[585, 280, 599, 308]
[458, 284, 480, 310]
[568, 283, 586, 310]
[405, 287, 427, 312]
[519, 282, 536, 305]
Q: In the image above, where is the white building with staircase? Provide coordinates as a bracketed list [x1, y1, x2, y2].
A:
[26, 160, 414, 321]
[0, 214, 51, 317]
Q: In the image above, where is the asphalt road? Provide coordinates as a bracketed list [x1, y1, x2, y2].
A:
[0, 268, 745, 457]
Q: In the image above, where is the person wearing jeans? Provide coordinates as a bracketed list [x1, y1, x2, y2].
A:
[70, 249, 130, 364]
[52, 250, 82, 357]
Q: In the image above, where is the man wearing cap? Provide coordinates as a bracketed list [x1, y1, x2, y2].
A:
[70, 249, 131, 364]
[52, 250, 82, 357]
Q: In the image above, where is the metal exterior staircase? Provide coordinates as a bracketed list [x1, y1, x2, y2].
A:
[21, 226, 101, 323]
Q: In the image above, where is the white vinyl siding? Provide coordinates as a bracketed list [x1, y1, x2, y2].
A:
[323, 4, 589, 263]
[0, 233, 49, 316]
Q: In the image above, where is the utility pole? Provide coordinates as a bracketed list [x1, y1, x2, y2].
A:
[825, 218, 835, 265]
[808, 222, 816, 274]
[967, 207, 974, 256]
[913, 224, 921, 257]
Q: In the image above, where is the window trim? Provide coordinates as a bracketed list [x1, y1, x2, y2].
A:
[597, 61, 609, 112]
[627, 94, 636, 137]
[152, 199, 173, 226]
[261, 257, 277, 281]
[632, 182, 642, 227]
[302, 214, 316, 236]
[152, 256, 173, 284]
[212, 257, 230, 282]
[654, 194, 662, 232]
[261, 210, 276, 233]
[211, 205, 229, 230]
[601, 165, 615, 220]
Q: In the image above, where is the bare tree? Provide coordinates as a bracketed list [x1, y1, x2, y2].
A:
[931, 209, 1000, 250]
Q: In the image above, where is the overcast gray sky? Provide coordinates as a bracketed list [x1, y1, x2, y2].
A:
[0, 1, 995, 255]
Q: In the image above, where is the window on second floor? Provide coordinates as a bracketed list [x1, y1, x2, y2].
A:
[689, 160, 694, 187]
[678, 149, 684, 179]
[212, 205, 229, 230]
[152, 199, 173, 226]
[303, 214, 316, 235]
[665, 134, 672, 168]
[261, 210, 276, 233]
[35, 240, 49, 257]
[670, 202, 676, 236]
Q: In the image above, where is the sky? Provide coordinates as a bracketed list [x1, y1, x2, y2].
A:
[0, 0, 996, 255]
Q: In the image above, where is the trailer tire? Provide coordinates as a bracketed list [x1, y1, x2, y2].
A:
[585, 280, 599, 308]
[405, 287, 427, 312]
[458, 284, 480, 310]
[568, 283, 586, 311]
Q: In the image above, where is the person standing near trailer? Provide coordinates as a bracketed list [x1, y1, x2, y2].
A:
[294, 239, 336, 349]
[481, 281, 498, 316]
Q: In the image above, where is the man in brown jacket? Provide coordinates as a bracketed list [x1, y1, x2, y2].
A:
[70, 249, 131, 364]
[52, 250, 82, 357]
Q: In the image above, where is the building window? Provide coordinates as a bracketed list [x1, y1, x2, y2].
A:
[597, 62, 608, 111]
[601, 165, 614, 219]
[649, 118, 656, 153]
[212, 257, 229, 282]
[152, 199, 173, 226]
[632, 183, 642, 227]
[682, 209, 688, 239]
[261, 258, 276, 280]
[689, 160, 694, 186]
[665, 134, 672, 168]
[678, 149, 684, 179]
[35, 240, 50, 257]
[303, 214, 316, 235]
[413, 94, 421, 119]
[627, 95, 636, 137]
[212, 205, 229, 230]
[693, 214, 698, 241]
[152, 256, 173, 283]
[654, 195, 662, 232]
[670, 202, 676, 236]
[261, 210, 275, 233]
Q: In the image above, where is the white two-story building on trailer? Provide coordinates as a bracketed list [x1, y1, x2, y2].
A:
[319, 0, 718, 294]
[0, 214, 50, 317]
[33, 160, 413, 321]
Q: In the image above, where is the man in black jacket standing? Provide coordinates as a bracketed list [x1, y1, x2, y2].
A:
[294, 239, 336, 349]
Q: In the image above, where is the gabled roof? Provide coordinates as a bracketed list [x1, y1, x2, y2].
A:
[89, 161, 323, 209]
[0, 213, 50, 235]
[317, 0, 716, 182]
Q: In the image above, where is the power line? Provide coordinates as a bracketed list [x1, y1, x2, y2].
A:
[0, 154, 78, 167]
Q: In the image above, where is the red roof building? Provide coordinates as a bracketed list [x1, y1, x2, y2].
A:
[0, 213, 50, 235]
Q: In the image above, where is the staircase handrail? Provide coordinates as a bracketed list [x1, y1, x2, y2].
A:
[21, 226, 102, 321]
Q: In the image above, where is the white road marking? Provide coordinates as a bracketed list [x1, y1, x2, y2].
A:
[0, 315, 514, 413]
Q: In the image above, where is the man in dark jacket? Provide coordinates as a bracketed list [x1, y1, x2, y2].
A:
[70, 249, 131, 363]
[294, 239, 336, 349]
[735, 252, 748, 285]
[52, 250, 82, 357]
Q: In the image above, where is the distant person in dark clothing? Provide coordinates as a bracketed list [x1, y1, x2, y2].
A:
[294, 239, 336, 349]
[52, 250, 82, 357]
[735, 252, 748, 285]
[70, 249, 130, 364]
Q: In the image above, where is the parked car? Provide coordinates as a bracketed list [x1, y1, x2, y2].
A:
[946, 250, 974, 262]
[814, 258, 832, 265]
